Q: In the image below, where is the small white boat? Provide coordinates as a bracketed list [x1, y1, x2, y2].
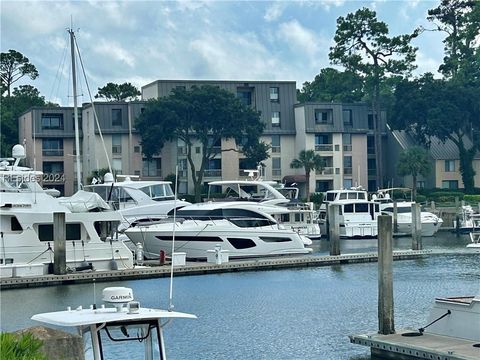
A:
[467, 214, 480, 248]
[318, 188, 380, 238]
[372, 188, 443, 237]
[125, 202, 313, 259]
[32, 286, 196, 360]
[422, 295, 480, 341]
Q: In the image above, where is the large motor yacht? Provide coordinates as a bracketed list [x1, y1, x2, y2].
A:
[124, 201, 313, 260]
[372, 188, 443, 237]
[84, 174, 190, 231]
[207, 176, 321, 239]
[0, 145, 133, 277]
[318, 188, 380, 238]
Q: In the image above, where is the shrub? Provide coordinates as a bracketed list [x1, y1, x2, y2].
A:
[463, 195, 480, 204]
[0, 332, 47, 360]
[415, 194, 427, 203]
[310, 192, 323, 206]
[427, 191, 464, 203]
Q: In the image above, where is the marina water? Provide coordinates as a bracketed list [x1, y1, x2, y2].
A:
[1, 232, 479, 359]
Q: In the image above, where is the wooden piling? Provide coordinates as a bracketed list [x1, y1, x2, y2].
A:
[393, 201, 398, 233]
[411, 203, 422, 250]
[378, 215, 394, 335]
[328, 204, 341, 256]
[53, 212, 66, 275]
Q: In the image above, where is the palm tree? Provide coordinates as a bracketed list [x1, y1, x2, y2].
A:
[397, 146, 431, 199]
[290, 150, 325, 201]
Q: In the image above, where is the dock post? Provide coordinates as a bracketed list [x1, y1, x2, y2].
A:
[328, 204, 341, 256]
[431, 200, 435, 212]
[411, 203, 422, 250]
[378, 215, 394, 335]
[393, 201, 398, 234]
[53, 212, 67, 275]
[455, 196, 460, 235]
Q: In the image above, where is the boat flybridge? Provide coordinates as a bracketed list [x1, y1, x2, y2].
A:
[32, 286, 196, 360]
[318, 187, 380, 238]
[207, 176, 321, 239]
[372, 188, 443, 237]
[0, 145, 133, 277]
[125, 201, 313, 260]
[84, 173, 190, 231]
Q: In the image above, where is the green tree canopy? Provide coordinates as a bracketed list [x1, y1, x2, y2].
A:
[297, 68, 365, 103]
[0, 50, 39, 97]
[329, 7, 419, 188]
[95, 82, 141, 101]
[290, 150, 325, 202]
[390, 74, 479, 193]
[396, 146, 431, 199]
[136, 85, 269, 201]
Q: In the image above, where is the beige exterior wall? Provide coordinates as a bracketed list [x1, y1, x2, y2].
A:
[351, 134, 368, 188]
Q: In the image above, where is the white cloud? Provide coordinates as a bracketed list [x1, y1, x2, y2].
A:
[264, 2, 286, 22]
[415, 50, 441, 77]
[277, 20, 326, 61]
[91, 39, 135, 68]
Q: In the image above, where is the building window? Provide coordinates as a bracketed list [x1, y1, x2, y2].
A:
[112, 109, 122, 127]
[344, 156, 352, 175]
[43, 161, 64, 174]
[269, 87, 279, 102]
[41, 114, 64, 130]
[343, 109, 352, 126]
[343, 133, 352, 151]
[442, 180, 458, 189]
[315, 133, 332, 151]
[315, 110, 332, 124]
[134, 146, 140, 153]
[271, 135, 280, 153]
[42, 138, 63, 156]
[204, 159, 221, 177]
[367, 136, 375, 154]
[112, 159, 122, 175]
[367, 158, 376, 176]
[236, 89, 252, 106]
[272, 111, 280, 127]
[112, 134, 122, 154]
[343, 179, 353, 189]
[142, 158, 161, 177]
[445, 160, 455, 172]
[368, 114, 377, 130]
[272, 158, 281, 177]
[417, 181, 426, 189]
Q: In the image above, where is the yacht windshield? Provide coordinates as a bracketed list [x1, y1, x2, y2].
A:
[383, 207, 412, 213]
[140, 184, 174, 201]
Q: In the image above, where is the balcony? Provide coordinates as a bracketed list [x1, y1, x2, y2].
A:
[344, 167, 352, 175]
[42, 149, 64, 156]
[272, 169, 281, 177]
[178, 170, 187, 178]
[368, 169, 377, 176]
[317, 167, 334, 175]
[367, 147, 375, 155]
[315, 144, 333, 152]
[343, 145, 352, 152]
[203, 169, 222, 177]
[112, 145, 122, 154]
[271, 146, 281, 154]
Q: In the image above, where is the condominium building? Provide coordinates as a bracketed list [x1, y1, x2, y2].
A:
[18, 79, 389, 197]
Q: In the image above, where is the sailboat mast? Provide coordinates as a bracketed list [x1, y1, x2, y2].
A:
[69, 28, 82, 192]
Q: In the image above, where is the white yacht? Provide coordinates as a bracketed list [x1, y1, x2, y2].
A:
[32, 286, 196, 360]
[124, 201, 313, 260]
[372, 188, 443, 237]
[84, 174, 190, 231]
[0, 146, 133, 277]
[207, 178, 321, 239]
[318, 188, 380, 238]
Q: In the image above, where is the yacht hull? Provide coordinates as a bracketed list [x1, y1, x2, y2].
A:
[125, 220, 312, 259]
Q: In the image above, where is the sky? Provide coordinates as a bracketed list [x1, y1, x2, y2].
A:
[1, 0, 446, 106]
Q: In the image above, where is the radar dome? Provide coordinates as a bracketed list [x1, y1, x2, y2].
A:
[12, 144, 26, 159]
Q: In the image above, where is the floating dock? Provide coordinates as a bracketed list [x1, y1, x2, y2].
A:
[0, 250, 429, 289]
[350, 329, 480, 360]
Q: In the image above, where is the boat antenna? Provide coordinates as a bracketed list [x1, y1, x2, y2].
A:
[168, 165, 178, 311]
[68, 28, 82, 192]
[73, 32, 113, 174]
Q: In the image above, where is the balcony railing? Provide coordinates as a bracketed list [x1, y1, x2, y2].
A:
[368, 169, 377, 176]
[203, 169, 222, 177]
[315, 144, 333, 152]
[42, 149, 64, 156]
[367, 147, 375, 155]
[343, 145, 352, 152]
[272, 169, 281, 176]
[317, 167, 334, 175]
[271, 146, 281, 153]
[178, 170, 187, 178]
[344, 167, 352, 175]
[112, 145, 122, 154]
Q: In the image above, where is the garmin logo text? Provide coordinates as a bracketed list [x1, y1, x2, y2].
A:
[110, 295, 132, 300]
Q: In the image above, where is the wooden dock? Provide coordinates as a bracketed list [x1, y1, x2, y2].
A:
[350, 329, 480, 360]
[0, 250, 429, 289]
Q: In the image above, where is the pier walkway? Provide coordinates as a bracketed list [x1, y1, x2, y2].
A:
[1, 250, 430, 289]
